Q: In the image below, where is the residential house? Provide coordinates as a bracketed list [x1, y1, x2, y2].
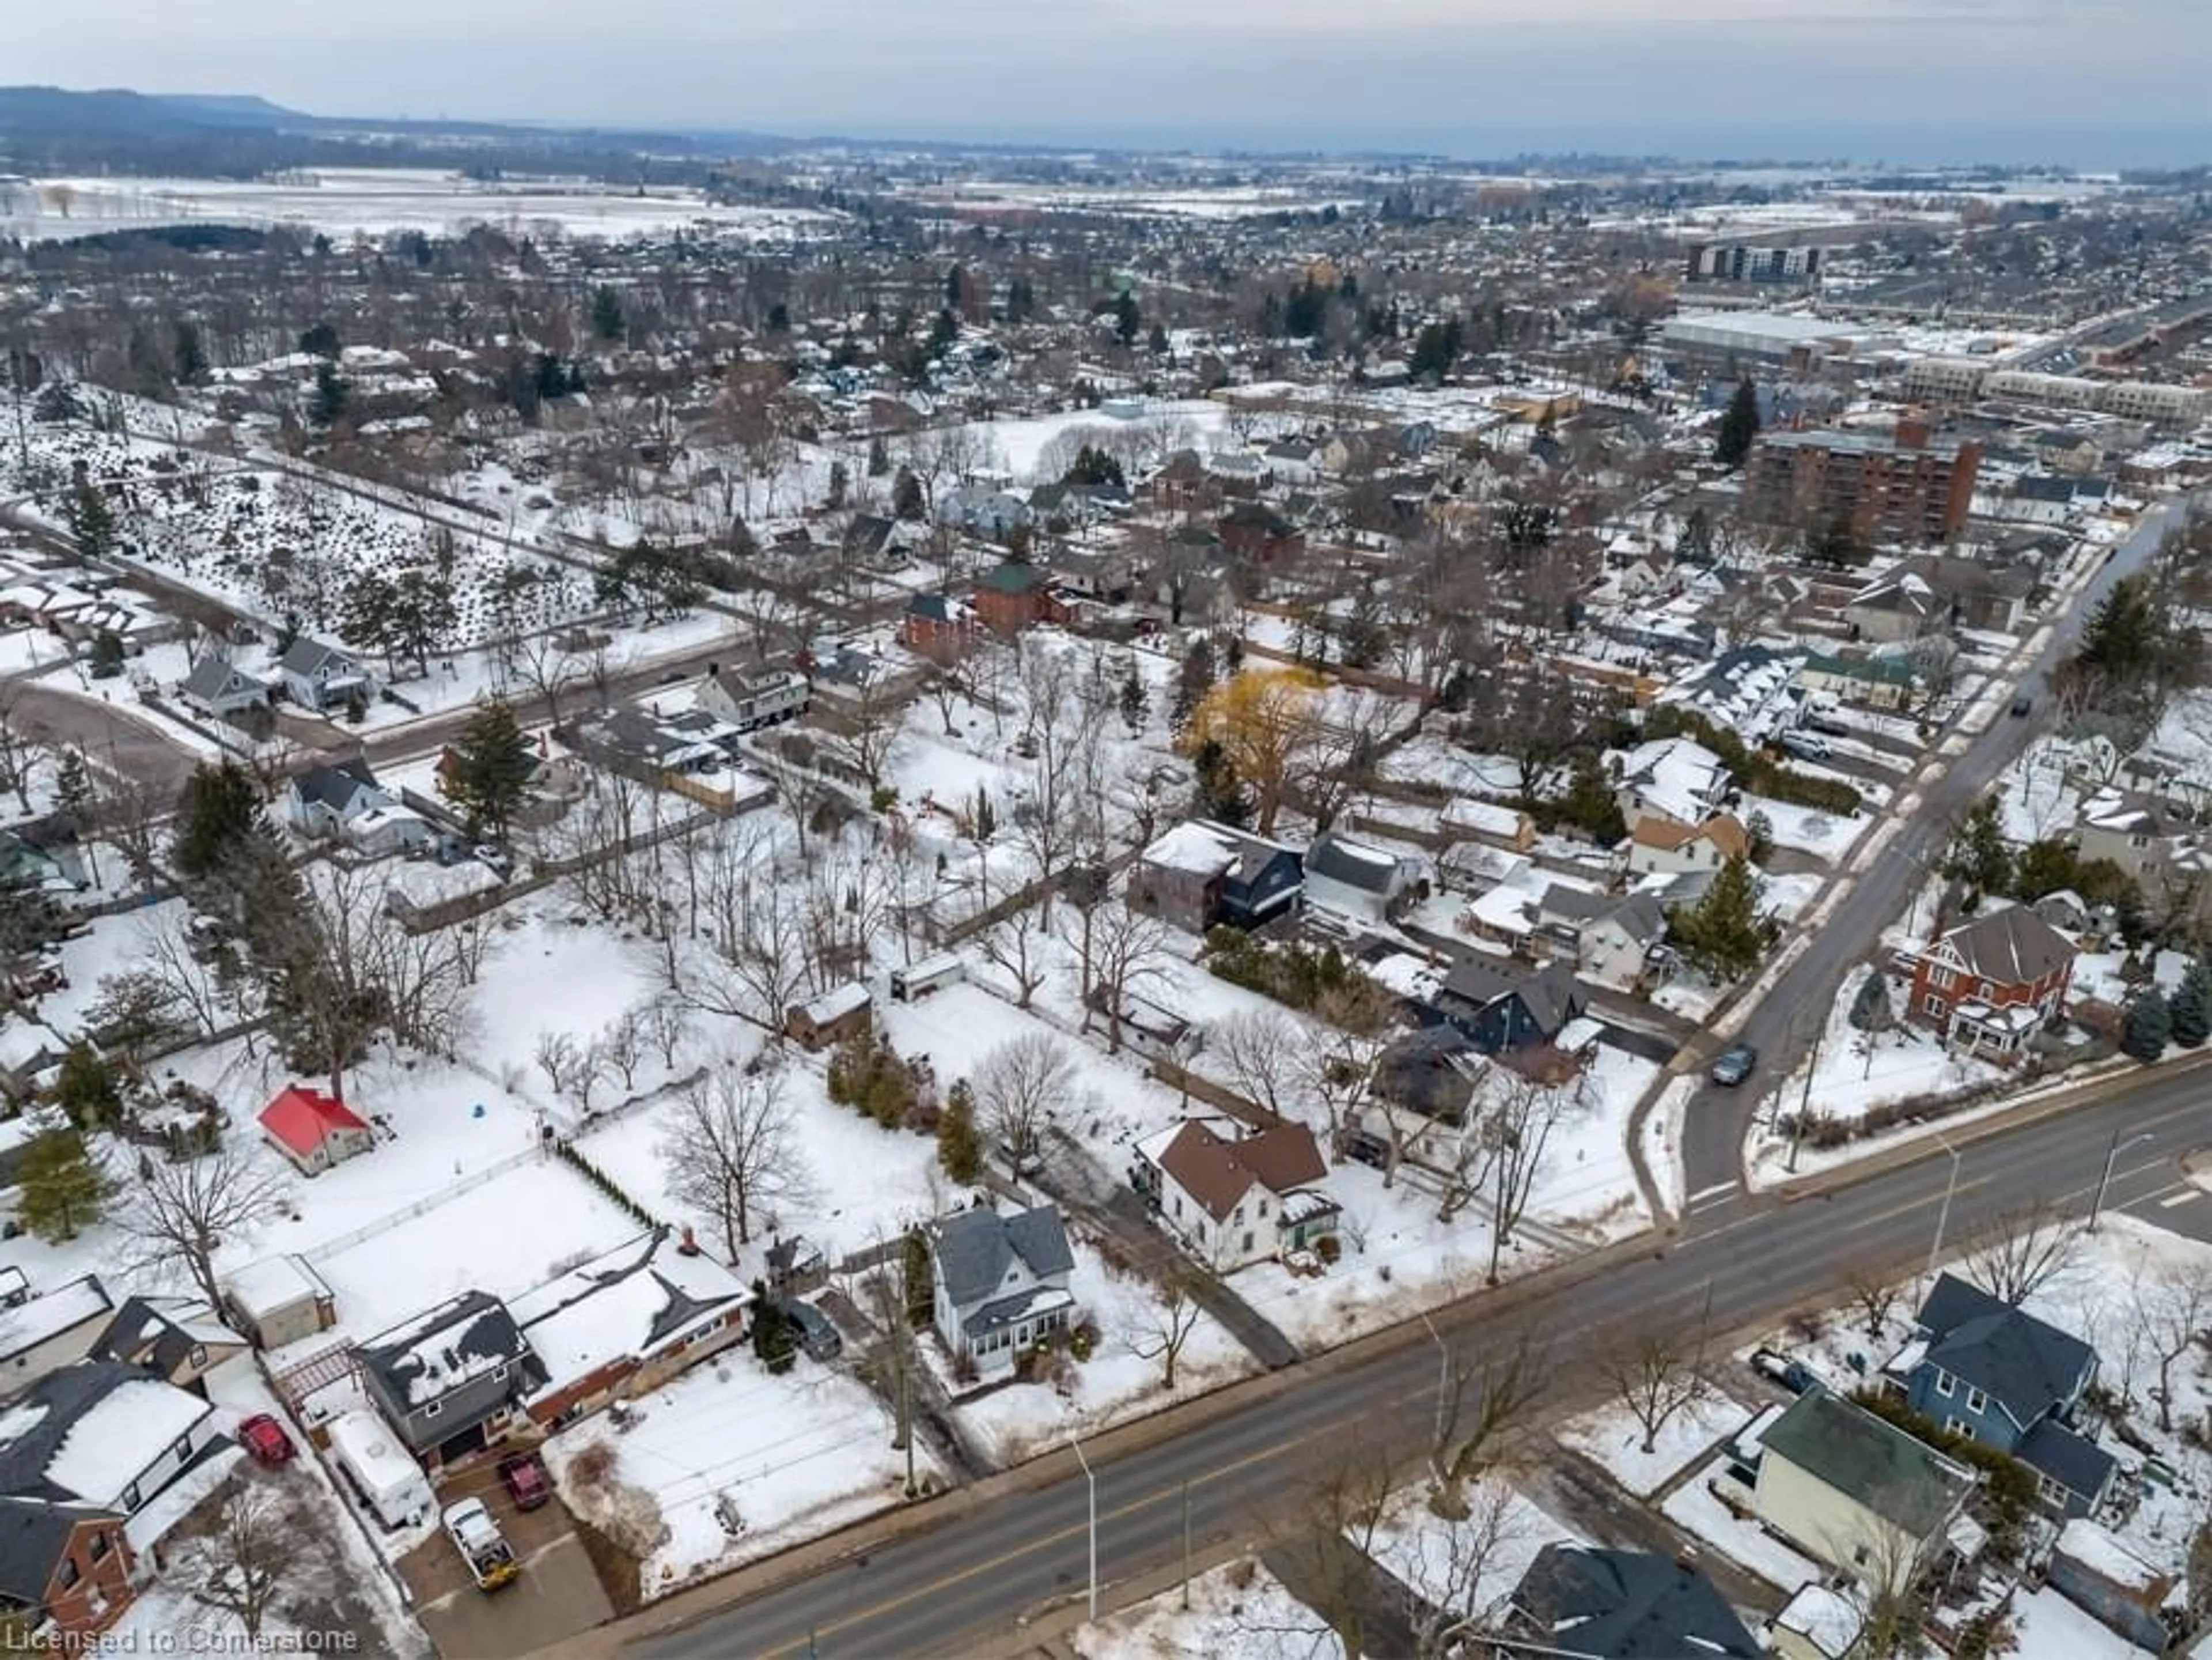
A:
[783, 982, 871, 1052]
[1301, 831, 1419, 931]
[1612, 738, 1731, 832]
[1887, 1273, 2114, 1517]
[1133, 1119, 1338, 1270]
[1845, 570, 1945, 644]
[1752, 1386, 1975, 1594]
[513, 1231, 751, 1429]
[972, 561, 1060, 636]
[357, 1291, 547, 1468]
[1624, 814, 1748, 879]
[900, 592, 984, 657]
[88, 1297, 245, 1395]
[0, 1276, 113, 1390]
[257, 1084, 374, 1177]
[282, 759, 431, 857]
[2046, 1518, 2175, 1653]
[1127, 820, 1303, 935]
[1372, 1025, 1487, 1127]
[1798, 651, 1921, 713]
[1503, 1544, 1763, 1660]
[940, 484, 1032, 540]
[1431, 959, 1589, 1055]
[927, 1203, 1077, 1372]
[1534, 888, 1665, 992]
[219, 1255, 337, 1351]
[1043, 545, 1134, 604]
[842, 513, 925, 572]
[1906, 903, 2077, 1059]
[2074, 789, 2187, 884]
[276, 637, 373, 713]
[177, 656, 273, 723]
[0, 1496, 137, 1645]
[1216, 501, 1305, 564]
[0, 1361, 225, 1543]
[695, 665, 810, 732]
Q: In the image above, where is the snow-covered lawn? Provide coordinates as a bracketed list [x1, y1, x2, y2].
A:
[1740, 794, 1871, 862]
[1366, 1481, 1583, 1624]
[1762, 965, 2008, 1136]
[951, 1245, 1254, 1464]
[1660, 1467, 1827, 1592]
[2005, 1582, 2154, 1660]
[1073, 1559, 1339, 1660]
[1554, 1390, 1753, 1499]
[545, 1350, 934, 1598]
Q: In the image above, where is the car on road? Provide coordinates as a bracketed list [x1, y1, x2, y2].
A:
[1709, 1043, 1759, 1086]
[2010, 694, 2033, 718]
[474, 844, 513, 878]
[237, 1413, 295, 1466]
[498, 1451, 551, 1511]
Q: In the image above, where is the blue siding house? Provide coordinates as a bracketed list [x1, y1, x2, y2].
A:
[1431, 959, 1588, 1055]
[1888, 1273, 2115, 1518]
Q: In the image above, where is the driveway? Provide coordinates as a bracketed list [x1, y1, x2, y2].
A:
[397, 1465, 614, 1660]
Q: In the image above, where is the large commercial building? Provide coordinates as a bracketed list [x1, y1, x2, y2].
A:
[1905, 358, 2209, 428]
[1744, 419, 1982, 546]
[1659, 311, 1891, 373]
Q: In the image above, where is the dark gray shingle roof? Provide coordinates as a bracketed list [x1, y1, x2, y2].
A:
[1512, 1545, 1762, 1659]
[1915, 1272, 2097, 1426]
[931, 1204, 1074, 1309]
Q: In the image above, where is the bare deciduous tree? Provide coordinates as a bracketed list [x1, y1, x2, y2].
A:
[1431, 1325, 1547, 1516]
[1211, 1008, 1306, 1120]
[661, 1061, 810, 1259]
[180, 1477, 306, 1640]
[2129, 1260, 2212, 1432]
[1601, 1325, 1707, 1456]
[117, 1143, 289, 1310]
[1960, 1204, 2078, 1306]
[1481, 1071, 1590, 1283]
[972, 1033, 1075, 1174]
[1079, 903, 1171, 1055]
[979, 897, 1052, 1010]
[1843, 1262, 1908, 1341]
[1124, 1265, 1207, 1391]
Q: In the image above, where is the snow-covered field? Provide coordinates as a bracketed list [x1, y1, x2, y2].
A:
[1, 169, 838, 244]
[546, 1344, 933, 1595]
[1074, 1559, 1343, 1660]
[1555, 1390, 1752, 1499]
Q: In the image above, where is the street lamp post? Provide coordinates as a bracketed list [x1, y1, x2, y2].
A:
[2090, 1130, 2155, 1234]
[1927, 1135, 1963, 1282]
[1066, 1428, 1097, 1624]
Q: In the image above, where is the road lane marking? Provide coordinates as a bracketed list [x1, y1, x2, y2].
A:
[2160, 1189, 2203, 1208]
[1687, 1183, 1735, 1207]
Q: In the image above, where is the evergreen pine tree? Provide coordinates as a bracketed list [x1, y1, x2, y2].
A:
[1171, 637, 1215, 732]
[2169, 966, 2212, 1048]
[67, 470, 115, 559]
[590, 285, 627, 344]
[748, 1280, 797, 1373]
[900, 1229, 932, 1329]
[17, 1128, 109, 1243]
[1676, 853, 1764, 982]
[1941, 797, 2014, 898]
[54, 746, 93, 842]
[1714, 377, 1761, 470]
[1113, 290, 1141, 347]
[171, 320, 210, 386]
[867, 434, 891, 478]
[1118, 664, 1149, 735]
[52, 1043, 125, 1132]
[2122, 986, 2172, 1062]
[442, 698, 538, 844]
[892, 468, 925, 521]
[172, 760, 267, 887]
[308, 361, 349, 429]
[937, 1082, 983, 1183]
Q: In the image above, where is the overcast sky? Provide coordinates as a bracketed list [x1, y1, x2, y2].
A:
[16, 0, 2204, 164]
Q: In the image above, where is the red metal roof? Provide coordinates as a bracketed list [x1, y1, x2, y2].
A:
[257, 1085, 368, 1156]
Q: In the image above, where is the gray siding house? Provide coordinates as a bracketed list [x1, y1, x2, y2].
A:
[358, 1291, 546, 1469]
[928, 1204, 1077, 1372]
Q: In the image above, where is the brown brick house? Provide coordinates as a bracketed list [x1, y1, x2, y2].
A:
[0, 1499, 135, 1643]
[1906, 904, 2077, 1059]
[1217, 501, 1306, 565]
[972, 561, 1062, 636]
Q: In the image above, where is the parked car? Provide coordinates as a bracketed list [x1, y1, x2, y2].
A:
[443, 1499, 519, 1592]
[1779, 730, 1831, 761]
[497, 1451, 551, 1511]
[778, 1298, 843, 1362]
[236, 1413, 295, 1466]
[1751, 1347, 1817, 1394]
[474, 844, 513, 878]
[1709, 1043, 1759, 1086]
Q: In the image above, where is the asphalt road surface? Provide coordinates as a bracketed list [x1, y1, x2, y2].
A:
[1679, 497, 2199, 1197]
[618, 1063, 2207, 1660]
[6, 678, 200, 800]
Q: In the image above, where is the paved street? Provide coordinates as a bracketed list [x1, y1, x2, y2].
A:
[573, 1060, 2209, 1660]
[6, 678, 201, 800]
[1679, 497, 2199, 1197]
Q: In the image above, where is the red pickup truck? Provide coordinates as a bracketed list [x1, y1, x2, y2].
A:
[497, 1452, 551, 1511]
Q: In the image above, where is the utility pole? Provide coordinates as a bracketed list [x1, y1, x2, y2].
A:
[1180, 1479, 1192, 1611]
[1787, 1017, 1821, 1174]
